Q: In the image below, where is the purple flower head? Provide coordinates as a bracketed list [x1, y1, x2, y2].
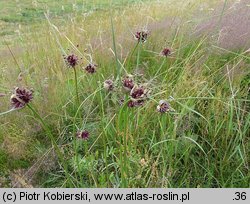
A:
[64, 54, 78, 68]
[85, 63, 97, 74]
[161, 48, 171, 57]
[118, 97, 125, 106]
[10, 87, 33, 109]
[76, 130, 90, 140]
[130, 85, 148, 100]
[122, 75, 134, 92]
[103, 79, 114, 91]
[127, 99, 144, 108]
[127, 85, 149, 108]
[157, 100, 170, 113]
[134, 30, 149, 43]
[128, 100, 136, 108]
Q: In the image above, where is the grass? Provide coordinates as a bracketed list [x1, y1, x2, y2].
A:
[0, 0, 249, 187]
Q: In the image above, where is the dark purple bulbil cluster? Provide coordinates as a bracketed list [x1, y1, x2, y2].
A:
[122, 76, 134, 92]
[157, 100, 170, 113]
[76, 130, 90, 140]
[103, 79, 114, 91]
[64, 54, 78, 68]
[134, 30, 149, 43]
[10, 87, 33, 109]
[130, 86, 146, 99]
[128, 85, 149, 107]
[127, 99, 144, 108]
[85, 63, 98, 74]
[161, 48, 171, 57]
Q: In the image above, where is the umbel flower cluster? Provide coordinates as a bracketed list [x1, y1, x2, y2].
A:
[10, 87, 33, 109]
[2, 29, 172, 141]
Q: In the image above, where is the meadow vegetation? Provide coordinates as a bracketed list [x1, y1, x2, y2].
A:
[0, 0, 249, 187]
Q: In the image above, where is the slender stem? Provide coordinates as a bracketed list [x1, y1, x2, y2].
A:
[110, 15, 121, 82]
[73, 67, 79, 105]
[130, 42, 139, 59]
[126, 42, 139, 69]
[159, 114, 167, 182]
[0, 109, 16, 116]
[27, 104, 72, 186]
[118, 96, 129, 187]
[150, 58, 166, 83]
[136, 41, 142, 70]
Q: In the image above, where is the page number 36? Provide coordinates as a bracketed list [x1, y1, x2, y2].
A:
[234, 192, 247, 201]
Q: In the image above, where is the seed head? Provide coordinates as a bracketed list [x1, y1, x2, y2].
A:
[157, 100, 170, 113]
[161, 48, 171, 57]
[103, 79, 114, 91]
[134, 30, 149, 43]
[64, 54, 78, 68]
[128, 100, 136, 108]
[130, 85, 148, 100]
[118, 97, 125, 106]
[76, 130, 90, 140]
[10, 87, 33, 109]
[85, 63, 97, 74]
[122, 76, 134, 92]
[127, 99, 144, 108]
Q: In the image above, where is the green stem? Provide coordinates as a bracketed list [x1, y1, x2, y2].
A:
[27, 104, 72, 187]
[73, 67, 79, 106]
[118, 96, 129, 187]
[126, 42, 139, 69]
[136, 41, 142, 70]
[110, 15, 121, 82]
[150, 58, 166, 82]
[159, 114, 168, 185]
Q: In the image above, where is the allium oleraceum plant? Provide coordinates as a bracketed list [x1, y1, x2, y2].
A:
[84, 63, 98, 74]
[64, 53, 80, 104]
[10, 87, 33, 109]
[0, 22, 178, 188]
[134, 30, 149, 43]
[117, 74, 151, 108]
[0, 87, 72, 185]
[103, 79, 114, 91]
[160, 48, 171, 57]
[76, 130, 90, 140]
[64, 53, 79, 68]
[122, 75, 135, 92]
[157, 100, 171, 113]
